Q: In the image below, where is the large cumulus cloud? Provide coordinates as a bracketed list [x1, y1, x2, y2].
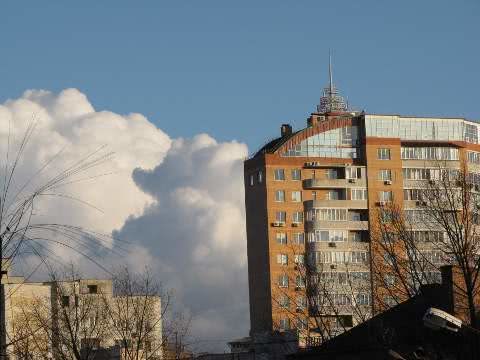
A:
[115, 134, 249, 350]
[0, 89, 249, 351]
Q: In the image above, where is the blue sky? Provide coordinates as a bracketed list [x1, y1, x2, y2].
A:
[1, 1, 479, 151]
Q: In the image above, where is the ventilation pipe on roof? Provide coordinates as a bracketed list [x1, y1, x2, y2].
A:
[281, 124, 292, 137]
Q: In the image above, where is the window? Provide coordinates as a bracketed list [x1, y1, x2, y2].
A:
[384, 274, 396, 286]
[277, 254, 288, 265]
[356, 293, 370, 306]
[291, 191, 302, 202]
[62, 296, 70, 307]
[296, 318, 308, 331]
[276, 211, 286, 223]
[291, 169, 301, 180]
[278, 274, 289, 287]
[310, 230, 347, 242]
[350, 231, 362, 242]
[258, 170, 263, 183]
[351, 251, 368, 264]
[249, 175, 254, 186]
[404, 189, 423, 201]
[307, 208, 348, 221]
[467, 151, 480, 164]
[276, 232, 287, 244]
[293, 232, 304, 245]
[279, 318, 290, 331]
[377, 148, 391, 160]
[274, 169, 285, 180]
[294, 254, 305, 264]
[326, 190, 342, 200]
[292, 211, 303, 223]
[296, 275, 305, 288]
[346, 167, 361, 179]
[326, 168, 339, 179]
[279, 295, 290, 308]
[275, 190, 285, 202]
[401, 147, 459, 160]
[296, 296, 307, 310]
[351, 188, 367, 200]
[87, 285, 98, 294]
[378, 169, 392, 181]
[379, 191, 393, 202]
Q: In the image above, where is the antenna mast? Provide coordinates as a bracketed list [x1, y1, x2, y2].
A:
[317, 52, 348, 114]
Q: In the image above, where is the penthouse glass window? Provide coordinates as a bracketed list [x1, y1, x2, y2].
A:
[274, 169, 285, 180]
[307, 208, 347, 221]
[465, 123, 478, 144]
[281, 126, 360, 159]
[401, 147, 459, 160]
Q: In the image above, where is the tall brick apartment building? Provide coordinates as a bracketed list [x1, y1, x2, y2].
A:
[244, 70, 480, 343]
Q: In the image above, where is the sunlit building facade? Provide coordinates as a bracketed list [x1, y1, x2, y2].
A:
[244, 72, 480, 344]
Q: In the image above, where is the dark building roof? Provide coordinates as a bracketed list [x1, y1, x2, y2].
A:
[289, 283, 480, 360]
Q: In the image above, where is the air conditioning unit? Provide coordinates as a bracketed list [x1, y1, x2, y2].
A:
[378, 201, 386, 207]
[348, 178, 357, 183]
[328, 242, 336, 247]
[384, 180, 392, 185]
[272, 221, 285, 227]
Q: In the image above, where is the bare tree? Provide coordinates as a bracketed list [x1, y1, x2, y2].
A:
[103, 268, 166, 360]
[271, 242, 371, 347]
[371, 162, 480, 327]
[0, 121, 115, 357]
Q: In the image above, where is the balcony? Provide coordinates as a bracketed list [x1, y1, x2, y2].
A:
[304, 199, 368, 209]
[303, 178, 366, 189]
[306, 220, 369, 231]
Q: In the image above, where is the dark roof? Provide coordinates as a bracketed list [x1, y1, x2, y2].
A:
[290, 285, 480, 360]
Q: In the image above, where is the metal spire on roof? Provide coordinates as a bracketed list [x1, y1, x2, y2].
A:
[329, 51, 333, 95]
[317, 52, 348, 114]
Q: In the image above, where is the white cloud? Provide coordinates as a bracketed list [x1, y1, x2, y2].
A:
[0, 89, 249, 351]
